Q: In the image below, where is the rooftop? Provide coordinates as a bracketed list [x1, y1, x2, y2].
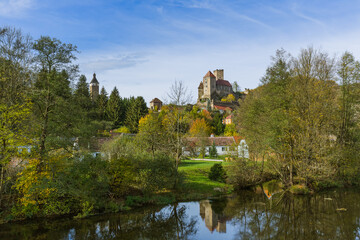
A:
[204, 71, 216, 78]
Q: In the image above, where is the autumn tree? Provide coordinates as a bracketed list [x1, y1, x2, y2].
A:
[237, 48, 338, 187]
[0, 27, 33, 201]
[189, 118, 211, 137]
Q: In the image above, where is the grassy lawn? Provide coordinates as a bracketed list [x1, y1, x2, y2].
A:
[177, 160, 233, 200]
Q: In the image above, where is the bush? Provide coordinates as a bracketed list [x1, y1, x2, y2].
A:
[113, 126, 130, 133]
[208, 163, 227, 183]
[227, 159, 263, 188]
[137, 154, 179, 193]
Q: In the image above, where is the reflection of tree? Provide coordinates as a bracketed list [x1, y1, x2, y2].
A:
[228, 189, 360, 240]
[3, 190, 360, 239]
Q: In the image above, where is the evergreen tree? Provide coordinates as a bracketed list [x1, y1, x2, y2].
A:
[125, 96, 148, 133]
[97, 86, 108, 121]
[74, 75, 91, 110]
[211, 111, 225, 135]
[106, 87, 122, 128]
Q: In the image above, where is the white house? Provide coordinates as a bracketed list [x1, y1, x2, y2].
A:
[184, 136, 249, 158]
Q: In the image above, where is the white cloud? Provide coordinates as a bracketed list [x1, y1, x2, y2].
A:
[0, 0, 33, 17]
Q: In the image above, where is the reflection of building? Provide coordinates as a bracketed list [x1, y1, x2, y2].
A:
[199, 200, 226, 233]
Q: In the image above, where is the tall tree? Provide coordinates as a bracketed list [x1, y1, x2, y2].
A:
[0, 27, 33, 201]
[74, 75, 91, 110]
[106, 87, 122, 128]
[97, 86, 108, 121]
[32, 36, 79, 166]
[238, 48, 337, 186]
[125, 96, 148, 133]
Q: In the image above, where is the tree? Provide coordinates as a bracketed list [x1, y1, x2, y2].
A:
[32, 36, 79, 168]
[33, 36, 78, 74]
[237, 47, 338, 187]
[138, 112, 166, 158]
[189, 118, 211, 137]
[74, 75, 92, 110]
[97, 86, 108, 121]
[211, 111, 225, 135]
[336, 52, 360, 180]
[164, 80, 193, 187]
[232, 81, 240, 93]
[221, 93, 235, 102]
[209, 142, 218, 158]
[224, 123, 237, 136]
[125, 96, 148, 133]
[106, 87, 122, 128]
[166, 80, 192, 106]
[0, 27, 33, 201]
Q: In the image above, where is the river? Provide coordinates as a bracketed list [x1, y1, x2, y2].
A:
[1, 186, 360, 239]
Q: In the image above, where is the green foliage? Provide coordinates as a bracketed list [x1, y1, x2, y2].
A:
[228, 159, 264, 188]
[106, 87, 123, 128]
[209, 143, 217, 158]
[113, 126, 130, 133]
[224, 123, 237, 136]
[208, 163, 227, 183]
[12, 154, 109, 218]
[125, 96, 148, 133]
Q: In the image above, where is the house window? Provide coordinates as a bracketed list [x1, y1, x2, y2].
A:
[222, 147, 226, 151]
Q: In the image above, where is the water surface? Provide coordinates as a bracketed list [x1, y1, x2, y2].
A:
[2, 187, 360, 240]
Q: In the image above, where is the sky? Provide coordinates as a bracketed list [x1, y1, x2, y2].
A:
[2, 0, 360, 104]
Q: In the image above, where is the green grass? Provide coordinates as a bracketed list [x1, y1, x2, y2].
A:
[177, 160, 233, 200]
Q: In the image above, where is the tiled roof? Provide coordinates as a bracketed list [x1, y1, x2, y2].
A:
[225, 115, 232, 119]
[216, 79, 232, 87]
[233, 136, 245, 144]
[198, 82, 203, 89]
[214, 105, 233, 111]
[204, 71, 216, 78]
[186, 137, 236, 146]
[150, 98, 162, 103]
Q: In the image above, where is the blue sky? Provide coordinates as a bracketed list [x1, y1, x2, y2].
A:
[2, 0, 360, 104]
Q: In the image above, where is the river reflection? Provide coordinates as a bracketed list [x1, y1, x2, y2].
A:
[2, 188, 360, 240]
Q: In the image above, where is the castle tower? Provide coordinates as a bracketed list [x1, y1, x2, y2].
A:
[203, 71, 216, 99]
[213, 69, 224, 80]
[90, 73, 99, 101]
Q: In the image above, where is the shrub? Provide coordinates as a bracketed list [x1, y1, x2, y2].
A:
[227, 159, 263, 188]
[208, 163, 227, 183]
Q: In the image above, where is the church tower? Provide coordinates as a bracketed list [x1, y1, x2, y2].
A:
[90, 73, 99, 101]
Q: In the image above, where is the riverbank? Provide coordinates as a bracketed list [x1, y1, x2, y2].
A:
[0, 160, 234, 224]
[116, 160, 234, 211]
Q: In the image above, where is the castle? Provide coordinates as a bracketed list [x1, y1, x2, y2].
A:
[197, 69, 234, 111]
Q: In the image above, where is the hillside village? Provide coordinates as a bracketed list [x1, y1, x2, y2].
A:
[87, 69, 250, 158]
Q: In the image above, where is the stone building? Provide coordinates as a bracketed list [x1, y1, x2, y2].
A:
[90, 73, 99, 101]
[197, 69, 232, 103]
[150, 98, 163, 111]
[197, 69, 234, 110]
